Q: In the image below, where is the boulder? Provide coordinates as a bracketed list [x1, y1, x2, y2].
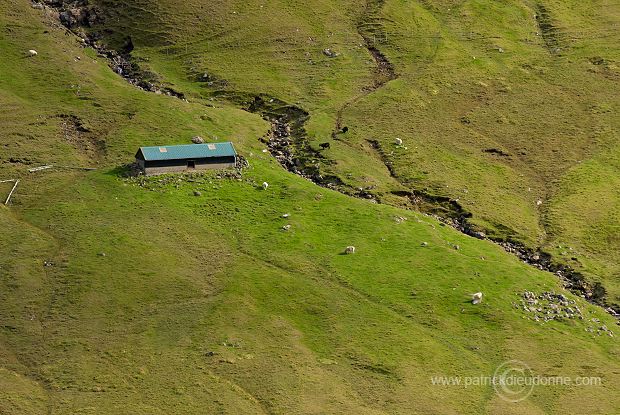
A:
[323, 48, 339, 58]
[192, 135, 205, 144]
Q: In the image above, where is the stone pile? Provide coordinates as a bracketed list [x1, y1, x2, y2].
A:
[515, 290, 584, 322]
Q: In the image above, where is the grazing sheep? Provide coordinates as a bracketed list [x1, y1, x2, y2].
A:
[344, 246, 356, 254]
[395, 137, 403, 146]
[27, 49, 38, 57]
[262, 182, 269, 190]
[471, 292, 483, 305]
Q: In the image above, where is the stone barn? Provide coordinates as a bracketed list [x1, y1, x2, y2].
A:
[135, 142, 237, 175]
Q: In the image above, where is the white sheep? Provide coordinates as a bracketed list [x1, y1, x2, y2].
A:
[27, 49, 38, 57]
[344, 246, 356, 254]
[471, 292, 483, 305]
[262, 182, 269, 190]
[395, 137, 403, 146]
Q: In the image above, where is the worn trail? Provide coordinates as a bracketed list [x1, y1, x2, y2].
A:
[332, 0, 396, 137]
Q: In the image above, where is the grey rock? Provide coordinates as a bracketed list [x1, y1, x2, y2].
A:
[192, 135, 205, 144]
[323, 48, 339, 58]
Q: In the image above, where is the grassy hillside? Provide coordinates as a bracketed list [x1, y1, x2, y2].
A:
[85, 0, 620, 306]
[1, 0, 619, 414]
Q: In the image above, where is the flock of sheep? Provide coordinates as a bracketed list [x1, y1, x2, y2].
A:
[28, 42, 480, 307]
[264, 181, 483, 305]
[342, 244, 483, 304]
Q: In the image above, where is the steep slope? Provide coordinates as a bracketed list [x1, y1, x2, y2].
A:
[1, 1, 620, 414]
[77, 0, 620, 308]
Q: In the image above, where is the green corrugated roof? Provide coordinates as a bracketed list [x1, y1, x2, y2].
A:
[137, 142, 237, 161]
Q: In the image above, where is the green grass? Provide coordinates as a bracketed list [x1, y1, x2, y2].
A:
[97, 0, 620, 304]
[1, 0, 620, 414]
